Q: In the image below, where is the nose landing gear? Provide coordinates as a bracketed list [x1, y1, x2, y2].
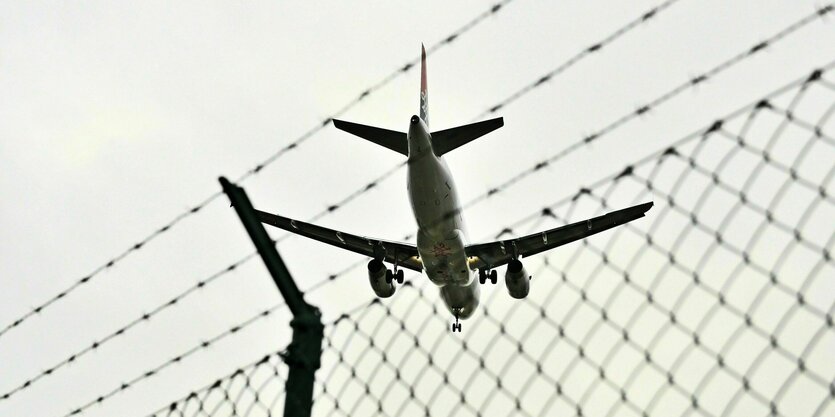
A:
[451, 309, 462, 332]
[478, 268, 498, 284]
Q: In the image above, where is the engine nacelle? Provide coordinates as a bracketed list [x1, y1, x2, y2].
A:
[368, 260, 395, 298]
[505, 259, 530, 299]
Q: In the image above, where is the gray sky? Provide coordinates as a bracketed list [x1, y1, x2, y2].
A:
[1, 1, 833, 416]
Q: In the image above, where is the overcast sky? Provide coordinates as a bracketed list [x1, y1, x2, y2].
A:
[1, 1, 833, 416]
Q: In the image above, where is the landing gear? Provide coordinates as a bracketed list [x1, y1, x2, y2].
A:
[384, 263, 405, 284]
[451, 309, 462, 332]
[478, 269, 498, 284]
[384, 269, 404, 284]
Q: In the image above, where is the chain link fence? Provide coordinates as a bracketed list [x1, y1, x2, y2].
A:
[149, 65, 835, 417]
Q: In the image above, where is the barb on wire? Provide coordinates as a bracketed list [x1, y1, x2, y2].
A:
[0, 0, 516, 341]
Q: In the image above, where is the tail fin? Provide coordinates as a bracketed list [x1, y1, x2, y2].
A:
[331, 44, 504, 158]
[420, 44, 429, 126]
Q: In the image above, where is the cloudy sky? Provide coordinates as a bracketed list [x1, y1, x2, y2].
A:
[1, 1, 833, 416]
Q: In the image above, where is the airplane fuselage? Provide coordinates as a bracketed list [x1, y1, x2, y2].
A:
[406, 115, 480, 319]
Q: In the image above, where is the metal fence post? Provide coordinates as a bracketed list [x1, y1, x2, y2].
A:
[219, 177, 323, 417]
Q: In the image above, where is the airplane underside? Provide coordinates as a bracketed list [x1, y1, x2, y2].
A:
[254, 44, 653, 333]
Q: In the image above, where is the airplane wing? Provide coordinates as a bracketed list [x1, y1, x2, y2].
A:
[465, 202, 653, 270]
[255, 209, 423, 272]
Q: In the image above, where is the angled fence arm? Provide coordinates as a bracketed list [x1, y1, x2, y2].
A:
[219, 177, 323, 417]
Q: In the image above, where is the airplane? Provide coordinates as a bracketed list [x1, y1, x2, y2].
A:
[255, 45, 652, 332]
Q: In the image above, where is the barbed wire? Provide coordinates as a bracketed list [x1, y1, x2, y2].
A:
[0, 0, 517, 341]
[147, 60, 834, 417]
[16, 5, 832, 415]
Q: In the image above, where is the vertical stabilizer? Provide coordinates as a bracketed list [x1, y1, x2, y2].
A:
[420, 44, 429, 126]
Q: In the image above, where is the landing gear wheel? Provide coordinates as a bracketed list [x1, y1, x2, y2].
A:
[385, 269, 394, 284]
[451, 309, 462, 332]
[395, 269, 404, 284]
[479, 269, 497, 284]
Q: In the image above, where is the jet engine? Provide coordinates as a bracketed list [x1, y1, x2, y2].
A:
[368, 259, 395, 298]
[505, 259, 530, 299]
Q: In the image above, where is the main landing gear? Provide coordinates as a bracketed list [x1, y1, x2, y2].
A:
[451, 309, 462, 332]
[385, 260, 404, 284]
[478, 268, 498, 284]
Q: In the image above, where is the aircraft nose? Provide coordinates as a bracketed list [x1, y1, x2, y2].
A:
[411, 115, 420, 124]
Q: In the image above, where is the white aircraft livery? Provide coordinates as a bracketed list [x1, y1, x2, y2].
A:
[256, 45, 653, 332]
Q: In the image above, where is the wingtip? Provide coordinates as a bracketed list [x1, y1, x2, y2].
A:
[332, 118, 351, 129]
[421, 43, 426, 58]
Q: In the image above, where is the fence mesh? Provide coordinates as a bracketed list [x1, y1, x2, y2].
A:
[151, 68, 835, 417]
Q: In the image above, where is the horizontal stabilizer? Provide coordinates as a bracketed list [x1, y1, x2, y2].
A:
[333, 119, 408, 156]
[431, 117, 504, 156]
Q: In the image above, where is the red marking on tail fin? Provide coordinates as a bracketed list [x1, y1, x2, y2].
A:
[420, 44, 429, 125]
